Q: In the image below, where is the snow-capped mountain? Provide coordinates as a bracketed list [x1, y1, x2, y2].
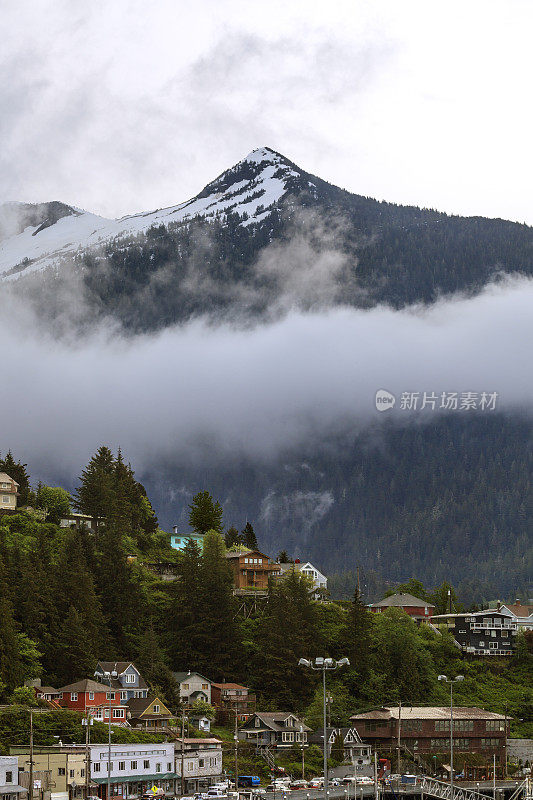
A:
[1, 146, 531, 327]
[0, 147, 306, 280]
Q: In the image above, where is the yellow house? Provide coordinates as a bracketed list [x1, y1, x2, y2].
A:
[0, 473, 19, 511]
[126, 696, 174, 730]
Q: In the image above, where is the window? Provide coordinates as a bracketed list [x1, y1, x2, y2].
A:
[125, 674, 135, 684]
[182, 683, 189, 690]
[489, 642, 498, 649]
[81, 770, 85, 778]
[144, 760, 150, 769]
[58, 768, 66, 776]
[202, 684, 208, 689]
[199, 759, 204, 767]
[255, 717, 260, 727]
[106, 692, 115, 700]
[120, 691, 127, 700]
[70, 692, 78, 701]
[153, 704, 160, 713]
[167, 763, 172, 772]
[69, 770, 75, 778]
[486, 720, 504, 732]
[93, 764, 101, 773]
[119, 762, 125, 771]
[479, 641, 485, 647]
[5, 772, 13, 783]
[88, 692, 94, 700]
[281, 732, 294, 742]
[131, 762, 137, 770]
[2, 496, 9, 504]
[1, 482, 8, 488]
[501, 631, 508, 637]
[113, 708, 125, 718]
[435, 720, 450, 732]
[94, 709, 103, 720]
[155, 763, 161, 773]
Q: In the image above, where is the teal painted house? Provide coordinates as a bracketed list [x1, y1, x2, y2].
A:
[171, 526, 205, 552]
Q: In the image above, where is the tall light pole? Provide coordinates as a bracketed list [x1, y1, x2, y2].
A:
[438, 675, 464, 800]
[298, 657, 350, 791]
[82, 713, 94, 800]
[96, 669, 118, 800]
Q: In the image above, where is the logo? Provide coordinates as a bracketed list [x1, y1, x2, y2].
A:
[375, 389, 396, 412]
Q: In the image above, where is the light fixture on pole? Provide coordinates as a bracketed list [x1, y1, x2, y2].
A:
[96, 669, 118, 800]
[438, 674, 464, 800]
[298, 657, 350, 792]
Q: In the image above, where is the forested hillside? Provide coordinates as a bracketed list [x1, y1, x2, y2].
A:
[0, 455, 531, 749]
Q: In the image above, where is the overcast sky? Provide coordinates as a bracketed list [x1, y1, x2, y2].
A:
[1, 0, 532, 223]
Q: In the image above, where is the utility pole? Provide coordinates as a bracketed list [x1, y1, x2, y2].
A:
[493, 754, 496, 800]
[504, 703, 508, 779]
[234, 707, 239, 791]
[397, 701, 402, 776]
[373, 752, 378, 800]
[180, 707, 186, 797]
[29, 709, 34, 800]
[300, 726, 305, 780]
[82, 713, 93, 800]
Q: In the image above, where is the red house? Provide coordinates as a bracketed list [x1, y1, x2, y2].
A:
[56, 679, 127, 723]
[368, 593, 435, 623]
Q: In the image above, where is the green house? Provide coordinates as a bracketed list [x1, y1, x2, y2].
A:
[170, 526, 205, 552]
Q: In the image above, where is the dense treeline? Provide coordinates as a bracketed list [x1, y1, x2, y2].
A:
[0, 448, 531, 743]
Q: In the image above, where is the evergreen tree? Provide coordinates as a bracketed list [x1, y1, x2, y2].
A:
[241, 522, 258, 549]
[195, 531, 238, 680]
[0, 556, 23, 696]
[168, 538, 204, 668]
[340, 587, 372, 695]
[55, 606, 98, 685]
[225, 526, 241, 548]
[74, 446, 115, 518]
[188, 491, 223, 534]
[0, 451, 31, 506]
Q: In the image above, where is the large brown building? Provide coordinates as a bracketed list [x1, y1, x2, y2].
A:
[349, 707, 508, 768]
[225, 549, 280, 591]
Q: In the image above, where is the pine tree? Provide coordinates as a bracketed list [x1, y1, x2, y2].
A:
[341, 587, 373, 695]
[188, 491, 223, 534]
[0, 555, 23, 696]
[74, 446, 115, 518]
[168, 538, 204, 668]
[225, 526, 241, 548]
[0, 451, 31, 506]
[241, 522, 258, 549]
[55, 607, 98, 685]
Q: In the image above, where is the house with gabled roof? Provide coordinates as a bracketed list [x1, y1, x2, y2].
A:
[238, 711, 310, 750]
[368, 593, 435, 622]
[172, 671, 212, 704]
[94, 661, 149, 703]
[127, 695, 175, 731]
[56, 678, 128, 723]
[0, 473, 19, 512]
[308, 726, 372, 764]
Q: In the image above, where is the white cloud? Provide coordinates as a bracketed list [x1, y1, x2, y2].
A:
[0, 0, 531, 222]
[1, 277, 531, 481]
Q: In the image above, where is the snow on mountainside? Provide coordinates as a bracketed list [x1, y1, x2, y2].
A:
[0, 147, 303, 280]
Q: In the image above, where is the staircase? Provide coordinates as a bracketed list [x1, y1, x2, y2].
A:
[259, 747, 276, 771]
[419, 776, 491, 800]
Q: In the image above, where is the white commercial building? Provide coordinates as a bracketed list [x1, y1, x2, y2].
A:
[0, 756, 25, 800]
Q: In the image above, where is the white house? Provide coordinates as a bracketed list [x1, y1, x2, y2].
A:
[172, 671, 212, 704]
[0, 756, 25, 800]
[0, 474, 19, 512]
[277, 560, 327, 594]
[89, 742, 176, 797]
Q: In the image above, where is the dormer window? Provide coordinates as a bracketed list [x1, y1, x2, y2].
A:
[125, 673, 136, 684]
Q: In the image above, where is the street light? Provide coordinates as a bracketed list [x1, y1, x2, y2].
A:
[299, 657, 350, 791]
[438, 675, 464, 800]
[96, 669, 118, 800]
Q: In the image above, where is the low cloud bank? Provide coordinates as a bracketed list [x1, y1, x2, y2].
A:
[1, 277, 532, 480]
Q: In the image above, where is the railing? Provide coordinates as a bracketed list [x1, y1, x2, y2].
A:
[471, 623, 517, 631]
[419, 776, 492, 800]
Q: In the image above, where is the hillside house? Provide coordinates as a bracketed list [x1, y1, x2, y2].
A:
[225, 550, 280, 591]
[172, 671, 212, 704]
[238, 712, 310, 750]
[276, 560, 327, 596]
[170, 527, 205, 553]
[308, 727, 371, 765]
[127, 696, 174, 731]
[56, 679, 126, 723]
[432, 609, 518, 655]
[94, 661, 149, 703]
[0, 473, 19, 512]
[211, 682, 256, 723]
[368, 593, 435, 622]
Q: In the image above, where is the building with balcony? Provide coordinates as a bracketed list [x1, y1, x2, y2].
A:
[225, 550, 280, 591]
[276, 560, 327, 598]
[432, 609, 517, 655]
[349, 707, 508, 767]
[94, 662, 149, 703]
[174, 739, 224, 794]
[211, 682, 256, 724]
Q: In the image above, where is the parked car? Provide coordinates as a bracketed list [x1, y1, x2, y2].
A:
[307, 778, 324, 788]
[357, 777, 374, 786]
[289, 781, 307, 790]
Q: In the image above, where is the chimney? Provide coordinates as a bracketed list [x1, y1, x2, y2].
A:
[173, 525, 178, 534]
[497, 600, 501, 611]
[295, 558, 300, 564]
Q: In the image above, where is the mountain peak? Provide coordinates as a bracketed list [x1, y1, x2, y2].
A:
[243, 146, 285, 165]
